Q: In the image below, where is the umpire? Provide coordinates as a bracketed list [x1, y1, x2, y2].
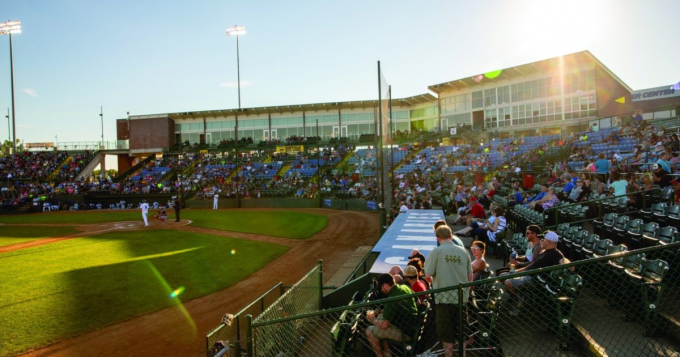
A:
[174, 196, 181, 222]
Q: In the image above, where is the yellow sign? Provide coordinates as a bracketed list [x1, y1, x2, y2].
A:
[26, 142, 54, 148]
[275, 145, 304, 154]
[199, 150, 208, 154]
[615, 96, 626, 104]
[442, 137, 451, 145]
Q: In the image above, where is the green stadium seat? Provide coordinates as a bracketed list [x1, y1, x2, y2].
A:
[569, 230, 589, 261]
[576, 233, 598, 261]
[603, 213, 621, 241]
[637, 259, 669, 336]
[639, 222, 660, 249]
[659, 204, 680, 228]
[594, 213, 616, 237]
[611, 215, 630, 245]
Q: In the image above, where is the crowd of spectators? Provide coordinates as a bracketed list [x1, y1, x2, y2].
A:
[52, 151, 95, 182]
[3, 115, 679, 215]
[0, 151, 70, 181]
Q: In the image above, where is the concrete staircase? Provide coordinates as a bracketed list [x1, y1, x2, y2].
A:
[45, 156, 72, 182]
[332, 149, 355, 171]
[77, 152, 104, 182]
[275, 163, 292, 178]
[392, 145, 425, 173]
[225, 166, 240, 183]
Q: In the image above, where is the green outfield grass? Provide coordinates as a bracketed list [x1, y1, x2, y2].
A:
[0, 210, 328, 239]
[0, 230, 288, 356]
[184, 210, 327, 239]
[0, 226, 80, 247]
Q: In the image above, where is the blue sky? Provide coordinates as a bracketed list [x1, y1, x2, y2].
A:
[0, 0, 679, 145]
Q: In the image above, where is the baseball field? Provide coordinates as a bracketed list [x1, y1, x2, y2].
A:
[0, 208, 378, 357]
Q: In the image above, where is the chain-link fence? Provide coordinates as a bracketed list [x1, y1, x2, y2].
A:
[247, 243, 679, 357]
[244, 260, 323, 356]
[207, 260, 323, 357]
[206, 283, 284, 356]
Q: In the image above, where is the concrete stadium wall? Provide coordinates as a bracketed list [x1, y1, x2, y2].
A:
[324, 198, 377, 211]
[242, 198, 319, 209]
[187, 199, 239, 209]
[184, 198, 378, 211]
[85, 193, 174, 206]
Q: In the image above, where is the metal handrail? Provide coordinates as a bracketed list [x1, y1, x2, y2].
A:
[543, 187, 669, 227]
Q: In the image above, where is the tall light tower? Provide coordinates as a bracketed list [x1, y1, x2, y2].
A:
[5, 108, 9, 142]
[0, 20, 21, 152]
[99, 106, 104, 149]
[225, 25, 245, 109]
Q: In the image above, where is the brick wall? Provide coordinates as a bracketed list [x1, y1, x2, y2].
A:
[117, 155, 135, 173]
[129, 117, 175, 150]
[116, 119, 129, 140]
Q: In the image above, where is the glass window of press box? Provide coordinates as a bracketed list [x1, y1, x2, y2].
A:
[339, 113, 375, 141]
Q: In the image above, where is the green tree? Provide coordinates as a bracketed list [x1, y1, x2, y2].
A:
[0, 140, 12, 156]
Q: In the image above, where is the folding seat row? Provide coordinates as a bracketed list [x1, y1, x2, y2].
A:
[507, 205, 544, 234]
[600, 251, 670, 337]
[594, 213, 678, 250]
[531, 268, 584, 350]
[556, 204, 588, 224]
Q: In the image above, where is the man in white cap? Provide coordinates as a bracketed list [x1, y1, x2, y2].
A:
[652, 163, 672, 188]
[503, 231, 565, 314]
[140, 200, 150, 227]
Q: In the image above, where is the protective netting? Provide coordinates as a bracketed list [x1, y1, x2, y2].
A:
[250, 262, 322, 356]
[378, 63, 392, 212]
[249, 243, 680, 357]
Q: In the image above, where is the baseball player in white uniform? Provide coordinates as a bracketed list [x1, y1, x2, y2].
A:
[140, 200, 150, 226]
[213, 193, 219, 210]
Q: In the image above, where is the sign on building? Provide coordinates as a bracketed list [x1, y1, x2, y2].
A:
[632, 85, 679, 102]
[275, 145, 304, 154]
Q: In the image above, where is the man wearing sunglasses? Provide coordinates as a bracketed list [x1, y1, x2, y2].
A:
[503, 231, 565, 315]
[497, 225, 543, 277]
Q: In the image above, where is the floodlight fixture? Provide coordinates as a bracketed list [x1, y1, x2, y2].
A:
[1, 20, 21, 152]
[225, 25, 246, 109]
[0, 21, 21, 35]
[225, 25, 245, 36]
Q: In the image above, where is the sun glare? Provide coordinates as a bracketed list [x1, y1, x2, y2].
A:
[515, 0, 602, 59]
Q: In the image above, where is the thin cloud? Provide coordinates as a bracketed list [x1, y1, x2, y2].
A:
[219, 80, 251, 88]
[23, 88, 38, 97]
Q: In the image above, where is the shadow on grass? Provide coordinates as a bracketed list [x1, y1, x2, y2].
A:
[0, 230, 288, 356]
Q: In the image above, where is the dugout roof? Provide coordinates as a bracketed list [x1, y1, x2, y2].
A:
[130, 94, 436, 121]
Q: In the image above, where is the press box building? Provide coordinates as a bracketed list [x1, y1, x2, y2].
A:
[116, 50, 674, 171]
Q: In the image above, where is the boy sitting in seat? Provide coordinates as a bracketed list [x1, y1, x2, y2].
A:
[365, 274, 419, 357]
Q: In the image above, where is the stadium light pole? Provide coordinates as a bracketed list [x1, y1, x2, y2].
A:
[5, 108, 9, 142]
[99, 106, 104, 150]
[225, 25, 245, 109]
[0, 20, 21, 153]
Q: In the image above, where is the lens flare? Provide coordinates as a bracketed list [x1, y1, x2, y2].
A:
[169, 286, 186, 298]
[484, 69, 503, 79]
[143, 261, 196, 335]
[472, 74, 484, 83]
[230, 249, 236, 255]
